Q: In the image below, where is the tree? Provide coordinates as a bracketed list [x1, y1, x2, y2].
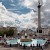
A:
[0, 30, 4, 36]
[7, 28, 14, 36]
[3, 29, 8, 38]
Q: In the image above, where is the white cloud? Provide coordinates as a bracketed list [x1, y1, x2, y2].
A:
[0, 2, 15, 26]
[21, 0, 46, 9]
[10, 4, 16, 6]
[22, 0, 35, 9]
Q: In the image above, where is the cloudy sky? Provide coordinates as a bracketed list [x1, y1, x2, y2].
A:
[0, 0, 46, 14]
[0, 0, 50, 30]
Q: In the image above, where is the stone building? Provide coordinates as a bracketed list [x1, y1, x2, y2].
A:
[42, 27, 50, 35]
[36, 26, 50, 36]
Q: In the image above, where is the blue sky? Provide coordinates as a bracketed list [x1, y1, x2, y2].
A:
[0, 0, 32, 14]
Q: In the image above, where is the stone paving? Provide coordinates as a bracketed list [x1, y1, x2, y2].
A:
[0, 45, 20, 50]
[0, 44, 50, 50]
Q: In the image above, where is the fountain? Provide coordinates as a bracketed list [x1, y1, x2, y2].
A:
[20, 33, 32, 42]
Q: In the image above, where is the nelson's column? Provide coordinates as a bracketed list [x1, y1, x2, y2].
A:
[37, 0, 42, 33]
